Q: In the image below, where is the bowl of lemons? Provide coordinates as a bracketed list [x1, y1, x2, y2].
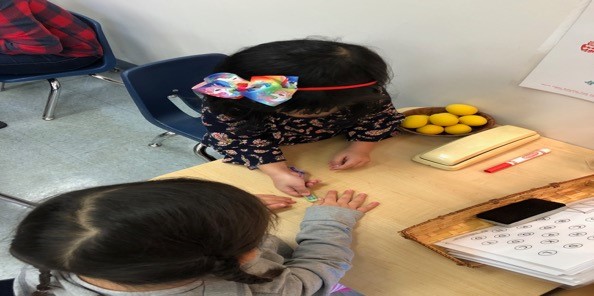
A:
[397, 104, 495, 137]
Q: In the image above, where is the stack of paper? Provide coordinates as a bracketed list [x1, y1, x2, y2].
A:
[436, 198, 594, 286]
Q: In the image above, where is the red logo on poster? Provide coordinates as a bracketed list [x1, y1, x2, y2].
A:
[581, 41, 594, 53]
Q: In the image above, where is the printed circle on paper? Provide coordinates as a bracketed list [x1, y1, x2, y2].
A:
[538, 250, 557, 256]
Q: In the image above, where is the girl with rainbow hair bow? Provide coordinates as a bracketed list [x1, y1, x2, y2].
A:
[194, 39, 405, 197]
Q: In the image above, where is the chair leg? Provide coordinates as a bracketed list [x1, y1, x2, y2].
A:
[0, 192, 36, 208]
[89, 73, 124, 85]
[193, 143, 217, 161]
[0, 82, 5, 91]
[149, 131, 177, 147]
[42, 79, 61, 121]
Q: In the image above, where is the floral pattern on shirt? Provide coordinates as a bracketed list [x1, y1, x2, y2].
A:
[201, 100, 404, 168]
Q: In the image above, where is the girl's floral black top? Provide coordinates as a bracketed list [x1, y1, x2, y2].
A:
[201, 99, 404, 169]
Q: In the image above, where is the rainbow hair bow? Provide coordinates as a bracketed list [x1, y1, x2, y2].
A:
[192, 73, 298, 106]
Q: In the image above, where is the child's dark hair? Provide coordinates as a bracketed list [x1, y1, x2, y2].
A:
[10, 178, 278, 294]
[204, 38, 392, 124]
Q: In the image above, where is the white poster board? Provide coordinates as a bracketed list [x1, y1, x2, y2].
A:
[520, 2, 594, 102]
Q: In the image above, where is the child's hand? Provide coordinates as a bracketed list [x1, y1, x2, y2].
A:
[329, 149, 371, 170]
[314, 189, 379, 213]
[255, 194, 296, 210]
[271, 172, 320, 197]
[259, 162, 321, 197]
[329, 142, 376, 170]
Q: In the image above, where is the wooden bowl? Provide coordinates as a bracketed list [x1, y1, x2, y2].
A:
[397, 107, 495, 137]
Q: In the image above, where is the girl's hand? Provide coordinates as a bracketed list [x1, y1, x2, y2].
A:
[329, 149, 370, 170]
[271, 172, 320, 197]
[255, 194, 296, 210]
[329, 142, 376, 170]
[259, 162, 321, 197]
[314, 189, 379, 213]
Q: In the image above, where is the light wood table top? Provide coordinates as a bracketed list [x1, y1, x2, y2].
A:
[157, 133, 594, 295]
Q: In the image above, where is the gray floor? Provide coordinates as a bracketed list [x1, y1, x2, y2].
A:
[0, 70, 210, 280]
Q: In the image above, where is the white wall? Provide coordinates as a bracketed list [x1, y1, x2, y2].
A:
[54, 0, 594, 149]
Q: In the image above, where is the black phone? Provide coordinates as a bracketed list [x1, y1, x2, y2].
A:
[476, 198, 566, 227]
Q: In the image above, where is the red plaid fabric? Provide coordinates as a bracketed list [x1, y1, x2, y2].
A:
[0, 0, 103, 57]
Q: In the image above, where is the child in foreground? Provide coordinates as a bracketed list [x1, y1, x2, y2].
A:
[10, 178, 379, 296]
[194, 39, 404, 197]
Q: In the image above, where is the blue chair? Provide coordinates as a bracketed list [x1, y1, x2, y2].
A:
[0, 12, 118, 120]
[121, 54, 227, 161]
[0, 278, 15, 296]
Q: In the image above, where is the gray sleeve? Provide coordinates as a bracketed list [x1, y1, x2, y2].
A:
[13, 265, 37, 296]
[247, 206, 363, 296]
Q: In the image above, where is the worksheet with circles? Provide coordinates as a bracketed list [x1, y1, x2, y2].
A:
[436, 197, 594, 285]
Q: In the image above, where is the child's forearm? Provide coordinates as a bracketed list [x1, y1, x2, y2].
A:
[284, 206, 363, 294]
[347, 141, 377, 153]
[258, 161, 292, 176]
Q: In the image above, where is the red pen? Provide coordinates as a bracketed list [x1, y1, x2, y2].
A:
[484, 148, 551, 173]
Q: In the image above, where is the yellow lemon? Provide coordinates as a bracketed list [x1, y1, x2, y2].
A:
[445, 104, 478, 116]
[459, 115, 487, 126]
[416, 124, 444, 135]
[444, 124, 472, 135]
[429, 113, 459, 126]
[401, 115, 429, 129]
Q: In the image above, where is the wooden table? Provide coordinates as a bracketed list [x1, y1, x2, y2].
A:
[157, 133, 594, 295]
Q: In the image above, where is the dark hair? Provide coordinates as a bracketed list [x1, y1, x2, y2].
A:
[203, 39, 392, 126]
[10, 178, 278, 293]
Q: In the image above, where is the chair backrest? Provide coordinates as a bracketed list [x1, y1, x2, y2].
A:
[0, 278, 15, 296]
[121, 54, 227, 141]
[70, 12, 117, 73]
[0, 12, 116, 83]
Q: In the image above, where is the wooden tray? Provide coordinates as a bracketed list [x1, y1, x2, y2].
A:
[399, 174, 594, 267]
